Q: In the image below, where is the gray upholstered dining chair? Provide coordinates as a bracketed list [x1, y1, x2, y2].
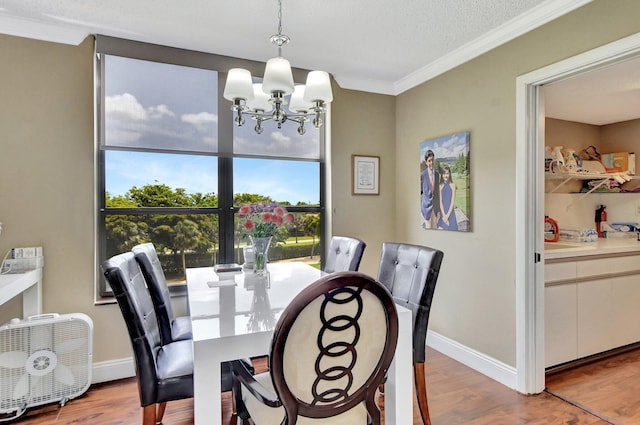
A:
[377, 242, 444, 425]
[132, 242, 254, 392]
[323, 235, 366, 273]
[231, 271, 398, 425]
[103, 252, 193, 425]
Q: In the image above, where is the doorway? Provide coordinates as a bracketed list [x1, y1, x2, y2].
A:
[516, 32, 640, 394]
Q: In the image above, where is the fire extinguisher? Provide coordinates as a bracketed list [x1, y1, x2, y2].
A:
[595, 205, 607, 238]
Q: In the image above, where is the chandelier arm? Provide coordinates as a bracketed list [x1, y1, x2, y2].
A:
[284, 114, 308, 123]
[243, 111, 274, 122]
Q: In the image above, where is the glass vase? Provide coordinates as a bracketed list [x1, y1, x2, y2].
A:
[250, 236, 272, 275]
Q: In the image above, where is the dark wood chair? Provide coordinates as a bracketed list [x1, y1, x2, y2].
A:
[377, 242, 444, 425]
[231, 271, 398, 424]
[323, 236, 366, 273]
[103, 252, 193, 425]
[132, 242, 253, 392]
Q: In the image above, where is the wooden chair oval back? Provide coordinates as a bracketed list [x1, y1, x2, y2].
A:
[270, 271, 398, 423]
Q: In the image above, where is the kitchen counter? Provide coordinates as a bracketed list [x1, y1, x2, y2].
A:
[544, 236, 640, 260]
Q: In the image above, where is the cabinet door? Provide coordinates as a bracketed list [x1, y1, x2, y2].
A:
[545, 283, 578, 367]
[577, 274, 640, 358]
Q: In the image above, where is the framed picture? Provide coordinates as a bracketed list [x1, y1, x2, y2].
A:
[419, 131, 471, 232]
[352, 155, 380, 195]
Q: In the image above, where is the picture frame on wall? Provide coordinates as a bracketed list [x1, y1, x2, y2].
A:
[352, 154, 380, 195]
[419, 131, 471, 232]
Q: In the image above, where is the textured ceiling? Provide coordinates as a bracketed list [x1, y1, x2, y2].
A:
[0, 0, 592, 95]
[543, 56, 640, 126]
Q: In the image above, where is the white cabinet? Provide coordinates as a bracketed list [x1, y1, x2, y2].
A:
[577, 274, 640, 358]
[545, 253, 640, 367]
[545, 283, 577, 366]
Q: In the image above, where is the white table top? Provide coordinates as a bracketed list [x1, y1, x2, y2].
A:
[0, 268, 42, 317]
[186, 262, 412, 425]
[187, 262, 324, 343]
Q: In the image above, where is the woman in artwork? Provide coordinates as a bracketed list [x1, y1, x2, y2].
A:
[437, 165, 458, 231]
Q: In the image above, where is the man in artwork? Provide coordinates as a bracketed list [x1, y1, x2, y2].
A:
[420, 150, 440, 229]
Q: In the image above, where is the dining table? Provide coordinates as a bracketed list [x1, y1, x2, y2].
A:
[186, 261, 412, 425]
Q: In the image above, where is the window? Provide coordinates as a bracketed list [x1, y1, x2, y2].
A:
[96, 37, 325, 299]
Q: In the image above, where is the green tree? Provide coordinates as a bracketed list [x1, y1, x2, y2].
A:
[105, 184, 218, 264]
[301, 213, 321, 257]
[105, 215, 149, 254]
[127, 184, 193, 207]
[173, 219, 203, 278]
[234, 193, 273, 205]
[291, 214, 305, 243]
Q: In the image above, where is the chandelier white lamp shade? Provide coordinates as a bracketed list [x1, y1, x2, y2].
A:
[262, 57, 295, 95]
[222, 0, 332, 135]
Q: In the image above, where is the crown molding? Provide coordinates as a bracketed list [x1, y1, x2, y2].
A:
[392, 0, 594, 95]
[0, 15, 88, 45]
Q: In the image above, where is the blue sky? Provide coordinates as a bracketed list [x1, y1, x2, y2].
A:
[104, 55, 320, 204]
[105, 151, 319, 204]
[419, 131, 470, 162]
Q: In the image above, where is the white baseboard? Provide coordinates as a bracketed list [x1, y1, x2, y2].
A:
[427, 330, 518, 390]
[91, 333, 518, 391]
[91, 357, 135, 384]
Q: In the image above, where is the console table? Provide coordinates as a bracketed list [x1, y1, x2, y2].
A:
[0, 268, 43, 318]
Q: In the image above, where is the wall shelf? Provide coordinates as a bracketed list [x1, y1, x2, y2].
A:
[545, 172, 638, 209]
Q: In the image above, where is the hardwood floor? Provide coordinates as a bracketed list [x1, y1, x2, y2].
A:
[12, 346, 637, 424]
[546, 347, 640, 424]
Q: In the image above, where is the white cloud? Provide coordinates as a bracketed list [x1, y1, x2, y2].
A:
[270, 131, 292, 149]
[105, 93, 148, 120]
[148, 104, 175, 120]
[181, 112, 218, 132]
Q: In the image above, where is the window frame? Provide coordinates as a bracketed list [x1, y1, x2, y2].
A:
[95, 36, 327, 301]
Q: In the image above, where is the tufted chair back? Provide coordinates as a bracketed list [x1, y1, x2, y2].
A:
[377, 243, 443, 363]
[323, 236, 366, 274]
[376, 242, 443, 425]
[133, 243, 192, 344]
[103, 252, 193, 425]
[104, 252, 163, 403]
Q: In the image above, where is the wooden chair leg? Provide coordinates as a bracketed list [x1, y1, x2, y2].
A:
[414, 362, 431, 425]
[156, 402, 167, 423]
[142, 405, 156, 425]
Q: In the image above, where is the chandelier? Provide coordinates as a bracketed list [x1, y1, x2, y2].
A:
[223, 0, 332, 135]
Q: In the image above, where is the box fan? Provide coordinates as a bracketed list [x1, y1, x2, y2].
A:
[0, 313, 93, 422]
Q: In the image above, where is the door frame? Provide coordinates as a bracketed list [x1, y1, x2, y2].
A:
[515, 32, 640, 394]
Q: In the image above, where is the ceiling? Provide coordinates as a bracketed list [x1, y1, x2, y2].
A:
[0, 0, 592, 95]
[543, 55, 640, 126]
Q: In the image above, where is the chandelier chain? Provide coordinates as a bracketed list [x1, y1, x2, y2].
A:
[277, 0, 283, 37]
[270, 0, 290, 55]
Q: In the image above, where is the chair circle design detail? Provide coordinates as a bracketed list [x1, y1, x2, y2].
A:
[312, 286, 364, 405]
